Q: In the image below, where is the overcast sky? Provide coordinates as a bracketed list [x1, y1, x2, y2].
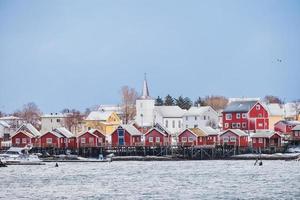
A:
[0, 0, 299, 113]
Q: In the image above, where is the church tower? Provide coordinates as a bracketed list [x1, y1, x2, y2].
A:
[135, 74, 155, 127]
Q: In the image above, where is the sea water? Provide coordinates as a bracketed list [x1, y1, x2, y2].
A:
[0, 160, 299, 200]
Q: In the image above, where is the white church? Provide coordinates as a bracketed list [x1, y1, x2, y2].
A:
[135, 76, 219, 137]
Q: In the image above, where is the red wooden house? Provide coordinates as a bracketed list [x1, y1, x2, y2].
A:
[77, 129, 106, 148]
[39, 127, 76, 148]
[251, 131, 281, 149]
[111, 124, 142, 146]
[222, 100, 269, 131]
[144, 125, 171, 146]
[219, 129, 248, 147]
[291, 125, 300, 143]
[178, 126, 219, 146]
[11, 123, 40, 147]
[274, 120, 300, 134]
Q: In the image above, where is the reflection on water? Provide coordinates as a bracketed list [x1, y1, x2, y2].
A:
[0, 161, 299, 200]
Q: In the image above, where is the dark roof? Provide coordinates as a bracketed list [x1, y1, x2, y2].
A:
[223, 100, 258, 113]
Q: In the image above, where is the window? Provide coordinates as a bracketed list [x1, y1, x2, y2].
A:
[149, 137, 153, 142]
[188, 137, 193, 142]
[46, 138, 52, 144]
[236, 123, 240, 128]
[204, 116, 206, 120]
[22, 138, 27, 144]
[259, 138, 263, 143]
[242, 123, 246, 128]
[186, 116, 188, 120]
[50, 119, 53, 123]
[230, 137, 236, 142]
[232, 123, 236, 128]
[89, 137, 94, 144]
[226, 114, 232, 120]
[182, 137, 187, 142]
[172, 120, 175, 128]
[156, 137, 160, 143]
[165, 120, 168, 128]
[140, 103, 143, 108]
[208, 116, 210, 120]
[194, 124, 198, 128]
[253, 139, 256, 143]
[16, 138, 20, 144]
[57, 119, 60, 123]
[186, 125, 188, 128]
[225, 123, 229, 128]
[242, 113, 247, 118]
[199, 137, 202, 142]
[236, 113, 240, 119]
[117, 129, 124, 137]
[223, 137, 229, 142]
[258, 123, 263, 127]
[178, 121, 181, 128]
[258, 114, 262, 118]
[195, 116, 197, 120]
[81, 138, 86, 144]
[256, 104, 260, 110]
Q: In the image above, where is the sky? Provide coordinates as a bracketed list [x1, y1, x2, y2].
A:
[0, 0, 299, 113]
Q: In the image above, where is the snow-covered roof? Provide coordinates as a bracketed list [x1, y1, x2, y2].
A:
[266, 103, 284, 116]
[223, 100, 258, 113]
[40, 130, 64, 138]
[85, 111, 113, 121]
[41, 113, 67, 118]
[0, 116, 22, 120]
[97, 105, 122, 113]
[16, 123, 40, 137]
[154, 106, 186, 118]
[53, 127, 74, 138]
[220, 129, 248, 137]
[292, 125, 300, 131]
[199, 126, 219, 136]
[119, 124, 142, 136]
[275, 120, 300, 126]
[251, 131, 280, 138]
[0, 120, 10, 128]
[184, 106, 217, 116]
[154, 123, 171, 135]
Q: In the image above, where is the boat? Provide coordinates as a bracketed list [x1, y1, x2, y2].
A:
[0, 147, 45, 165]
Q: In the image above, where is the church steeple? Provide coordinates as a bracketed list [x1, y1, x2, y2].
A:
[140, 73, 151, 99]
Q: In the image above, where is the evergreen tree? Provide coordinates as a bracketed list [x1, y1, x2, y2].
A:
[194, 97, 206, 107]
[164, 94, 174, 106]
[175, 96, 185, 109]
[155, 96, 164, 106]
[183, 97, 192, 110]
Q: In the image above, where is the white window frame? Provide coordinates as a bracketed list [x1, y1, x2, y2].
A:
[236, 113, 240, 119]
[253, 139, 256, 143]
[230, 137, 236, 142]
[16, 138, 20, 144]
[232, 123, 236, 128]
[225, 123, 229, 128]
[242, 113, 247, 119]
[256, 104, 261, 110]
[149, 137, 153, 143]
[22, 138, 27, 144]
[236, 123, 240, 128]
[188, 137, 193, 142]
[89, 137, 94, 144]
[81, 138, 86, 144]
[182, 137, 187, 142]
[156, 137, 160, 143]
[259, 138, 263, 143]
[225, 114, 232, 120]
[242, 123, 246, 128]
[223, 137, 229, 143]
[46, 138, 52, 144]
[258, 123, 263, 127]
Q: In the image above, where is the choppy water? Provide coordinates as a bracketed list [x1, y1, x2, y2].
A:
[0, 160, 299, 200]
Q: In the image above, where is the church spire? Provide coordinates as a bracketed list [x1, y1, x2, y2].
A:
[140, 73, 151, 99]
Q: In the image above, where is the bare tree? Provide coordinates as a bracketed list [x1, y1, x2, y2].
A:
[121, 86, 138, 124]
[204, 96, 228, 111]
[264, 95, 283, 104]
[19, 102, 42, 129]
[63, 109, 84, 134]
[291, 100, 300, 120]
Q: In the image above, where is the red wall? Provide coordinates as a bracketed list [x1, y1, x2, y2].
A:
[252, 134, 281, 149]
[111, 128, 141, 146]
[220, 131, 248, 147]
[274, 122, 296, 134]
[12, 132, 37, 147]
[206, 135, 218, 145]
[292, 130, 300, 140]
[77, 132, 98, 148]
[40, 132, 61, 148]
[145, 129, 171, 146]
[178, 130, 197, 146]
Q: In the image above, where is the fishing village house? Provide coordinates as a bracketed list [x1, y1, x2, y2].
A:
[183, 106, 219, 129]
[250, 131, 282, 150]
[0, 120, 11, 144]
[222, 99, 269, 131]
[11, 123, 41, 147]
[291, 125, 300, 144]
[39, 127, 76, 148]
[144, 123, 172, 146]
[111, 124, 142, 146]
[77, 129, 106, 148]
[84, 110, 121, 135]
[0, 116, 24, 132]
[274, 120, 300, 134]
[219, 129, 248, 147]
[178, 126, 219, 146]
[266, 103, 285, 130]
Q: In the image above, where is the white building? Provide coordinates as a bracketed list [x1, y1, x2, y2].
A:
[0, 120, 10, 141]
[135, 76, 155, 127]
[183, 106, 219, 129]
[40, 113, 67, 134]
[0, 116, 24, 131]
[153, 106, 186, 136]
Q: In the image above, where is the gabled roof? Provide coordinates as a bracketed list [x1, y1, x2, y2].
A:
[266, 103, 284, 116]
[223, 100, 258, 113]
[85, 111, 113, 121]
[275, 120, 300, 126]
[184, 106, 217, 116]
[41, 113, 67, 118]
[220, 129, 248, 137]
[87, 129, 105, 137]
[0, 120, 10, 128]
[77, 129, 101, 138]
[154, 123, 171, 135]
[199, 126, 219, 136]
[118, 124, 142, 136]
[12, 131, 34, 138]
[292, 125, 300, 131]
[16, 123, 40, 137]
[154, 106, 186, 118]
[145, 127, 168, 136]
[251, 131, 280, 138]
[189, 128, 207, 137]
[40, 131, 64, 138]
[0, 116, 22, 120]
[53, 127, 74, 138]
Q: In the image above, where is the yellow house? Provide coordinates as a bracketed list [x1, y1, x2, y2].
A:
[266, 103, 285, 130]
[84, 111, 122, 135]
